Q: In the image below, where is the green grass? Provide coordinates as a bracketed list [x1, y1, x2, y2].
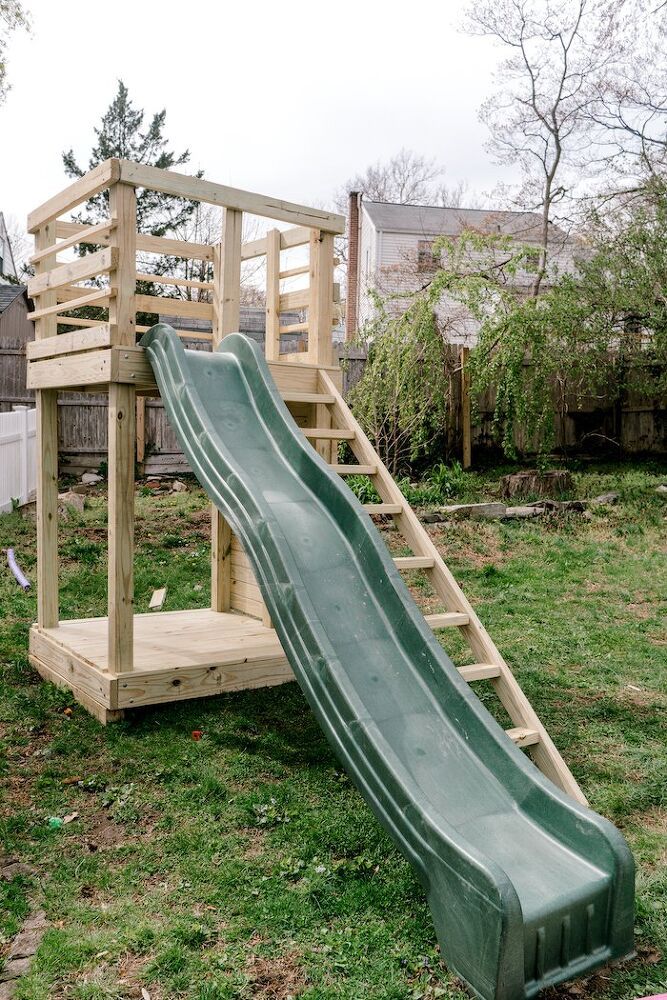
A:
[1, 462, 666, 999]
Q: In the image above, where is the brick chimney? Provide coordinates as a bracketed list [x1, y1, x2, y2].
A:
[345, 191, 361, 341]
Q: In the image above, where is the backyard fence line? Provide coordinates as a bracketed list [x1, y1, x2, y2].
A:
[0, 405, 37, 513]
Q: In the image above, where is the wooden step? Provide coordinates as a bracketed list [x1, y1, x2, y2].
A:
[425, 612, 470, 629]
[332, 464, 377, 476]
[283, 391, 335, 405]
[364, 503, 403, 515]
[458, 662, 501, 682]
[302, 427, 355, 440]
[393, 556, 435, 570]
[506, 727, 541, 748]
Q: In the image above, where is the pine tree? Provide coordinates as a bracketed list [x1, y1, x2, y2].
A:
[63, 80, 199, 236]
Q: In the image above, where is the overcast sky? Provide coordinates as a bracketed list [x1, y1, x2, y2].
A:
[0, 0, 516, 235]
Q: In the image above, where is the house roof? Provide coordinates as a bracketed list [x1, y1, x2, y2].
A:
[362, 200, 558, 242]
[0, 284, 26, 315]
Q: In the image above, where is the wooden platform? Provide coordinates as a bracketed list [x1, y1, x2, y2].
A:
[29, 608, 293, 722]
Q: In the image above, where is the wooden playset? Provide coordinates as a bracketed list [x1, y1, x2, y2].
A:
[25, 159, 584, 804]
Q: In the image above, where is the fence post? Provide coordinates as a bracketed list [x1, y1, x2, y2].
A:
[460, 346, 472, 470]
[13, 405, 29, 506]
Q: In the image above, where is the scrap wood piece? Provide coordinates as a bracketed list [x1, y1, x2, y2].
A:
[149, 587, 167, 611]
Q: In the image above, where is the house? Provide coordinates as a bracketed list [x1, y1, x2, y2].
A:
[346, 194, 574, 344]
[0, 285, 34, 413]
[0, 213, 19, 282]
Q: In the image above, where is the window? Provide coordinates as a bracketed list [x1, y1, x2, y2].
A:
[417, 240, 440, 272]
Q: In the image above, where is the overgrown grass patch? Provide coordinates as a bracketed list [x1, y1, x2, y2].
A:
[1, 462, 666, 998]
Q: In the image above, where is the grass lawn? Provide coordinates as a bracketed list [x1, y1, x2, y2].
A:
[1, 461, 666, 1000]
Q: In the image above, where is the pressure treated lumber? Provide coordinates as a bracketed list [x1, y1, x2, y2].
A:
[264, 228, 281, 362]
[28, 159, 120, 233]
[26, 325, 112, 361]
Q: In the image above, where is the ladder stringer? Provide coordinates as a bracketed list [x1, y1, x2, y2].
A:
[316, 368, 586, 805]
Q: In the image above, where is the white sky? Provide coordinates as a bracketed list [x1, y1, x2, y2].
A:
[0, 0, 515, 235]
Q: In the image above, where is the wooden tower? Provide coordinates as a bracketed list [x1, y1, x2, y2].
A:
[25, 160, 584, 804]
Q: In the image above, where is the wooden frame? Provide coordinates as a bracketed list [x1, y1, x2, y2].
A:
[25, 159, 584, 804]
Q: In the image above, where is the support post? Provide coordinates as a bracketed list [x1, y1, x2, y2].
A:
[461, 346, 472, 470]
[211, 208, 242, 612]
[34, 222, 59, 629]
[136, 397, 146, 464]
[308, 230, 334, 366]
[107, 182, 136, 672]
[264, 228, 281, 361]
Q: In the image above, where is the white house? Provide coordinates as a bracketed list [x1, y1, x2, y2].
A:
[346, 195, 574, 345]
[0, 213, 18, 283]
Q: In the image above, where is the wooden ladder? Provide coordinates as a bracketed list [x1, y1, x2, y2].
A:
[281, 373, 586, 805]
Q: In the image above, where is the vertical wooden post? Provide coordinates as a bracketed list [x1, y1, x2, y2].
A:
[107, 182, 136, 673]
[265, 228, 281, 362]
[461, 346, 472, 470]
[34, 222, 59, 629]
[308, 230, 334, 366]
[211, 208, 242, 612]
[136, 397, 146, 465]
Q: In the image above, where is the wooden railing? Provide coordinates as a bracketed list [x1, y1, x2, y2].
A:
[26, 157, 345, 365]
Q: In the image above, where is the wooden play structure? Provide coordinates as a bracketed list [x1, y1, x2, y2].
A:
[25, 160, 584, 803]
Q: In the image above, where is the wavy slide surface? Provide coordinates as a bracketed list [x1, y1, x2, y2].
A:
[142, 324, 634, 1000]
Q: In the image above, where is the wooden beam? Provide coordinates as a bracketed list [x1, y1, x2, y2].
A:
[308, 231, 334, 365]
[29, 288, 114, 320]
[117, 160, 345, 233]
[279, 288, 310, 312]
[135, 294, 213, 321]
[241, 225, 312, 261]
[107, 384, 135, 673]
[28, 158, 120, 233]
[33, 223, 59, 630]
[29, 221, 115, 264]
[135, 272, 212, 290]
[28, 247, 117, 296]
[211, 208, 242, 613]
[109, 183, 136, 347]
[55, 221, 214, 262]
[26, 325, 112, 361]
[136, 396, 146, 464]
[461, 345, 472, 470]
[264, 228, 281, 362]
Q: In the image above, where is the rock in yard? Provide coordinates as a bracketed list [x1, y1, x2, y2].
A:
[171, 480, 188, 493]
[590, 492, 620, 505]
[503, 505, 546, 519]
[0, 958, 31, 983]
[58, 491, 85, 515]
[421, 511, 445, 524]
[81, 472, 103, 485]
[656, 484, 667, 495]
[439, 503, 507, 520]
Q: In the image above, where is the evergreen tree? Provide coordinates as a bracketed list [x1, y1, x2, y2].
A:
[63, 80, 199, 236]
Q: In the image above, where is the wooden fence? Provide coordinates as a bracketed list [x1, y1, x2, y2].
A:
[0, 405, 36, 512]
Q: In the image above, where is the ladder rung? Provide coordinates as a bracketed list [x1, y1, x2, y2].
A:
[425, 612, 470, 629]
[364, 503, 403, 515]
[332, 464, 377, 476]
[302, 427, 355, 440]
[458, 662, 501, 682]
[283, 391, 335, 405]
[506, 727, 541, 748]
[394, 556, 435, 570]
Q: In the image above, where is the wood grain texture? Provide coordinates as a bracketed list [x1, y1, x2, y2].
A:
[107, 383, 135, 672]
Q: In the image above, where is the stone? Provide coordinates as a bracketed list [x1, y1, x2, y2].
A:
[656, 484, 667, 494]
[502, 505, 545, 519]
[439, 503, 507, 520]
[171, 480, 188, 492]
[590, 491, 620, 505]
[58, 491, 85, 515]
[0, 861, 33, 881]
[0, 980, 17, 999]
[0, 958, 31, 983]
[8, 926, 44, 960]
[23, 911, 48, 931]
[420, 512, 445, 524]
[500, 469, 573, 499]
[81, 473, 103, 485]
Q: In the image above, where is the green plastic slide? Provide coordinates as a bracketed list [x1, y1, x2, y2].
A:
[142, 324, 634, 1000]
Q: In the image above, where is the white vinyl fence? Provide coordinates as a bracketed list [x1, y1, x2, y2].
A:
[0, 406, 37, 514]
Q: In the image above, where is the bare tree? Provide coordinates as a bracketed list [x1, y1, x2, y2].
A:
[335, 148, 475, 213]
[3, 213, 31, 280]
[0, 0, 29, 104]
[464, 0, 615, 295]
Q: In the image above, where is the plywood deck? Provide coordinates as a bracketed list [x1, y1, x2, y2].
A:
[29, 609, 293, 721]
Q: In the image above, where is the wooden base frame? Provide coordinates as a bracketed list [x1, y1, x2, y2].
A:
[29, 608, 293, 723]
